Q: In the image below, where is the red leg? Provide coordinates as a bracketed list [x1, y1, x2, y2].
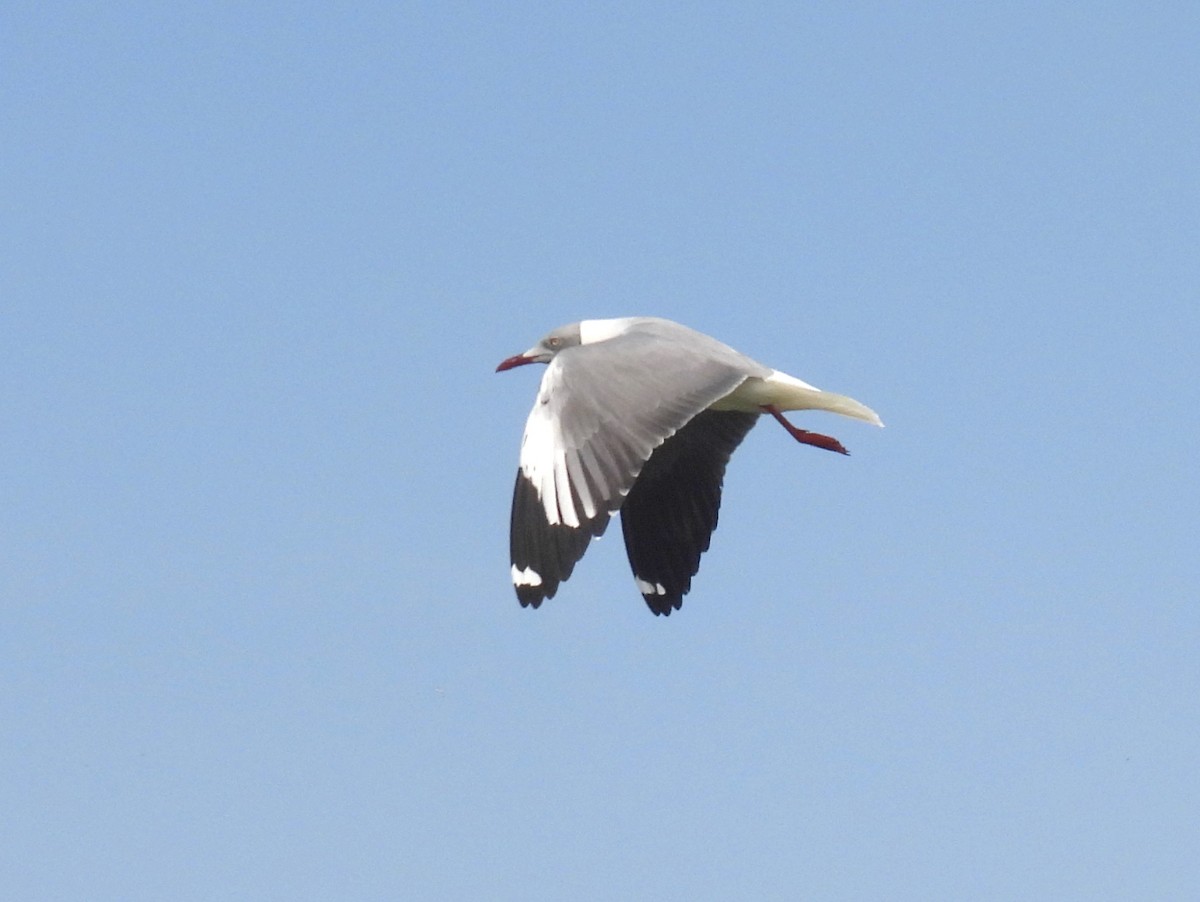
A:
[762, 405, 849, 455]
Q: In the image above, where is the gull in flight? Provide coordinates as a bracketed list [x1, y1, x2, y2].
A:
[497, 317, 882, 615]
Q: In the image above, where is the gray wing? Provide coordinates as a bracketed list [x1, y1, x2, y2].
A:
[619, 409, 759, 615]
[509, 322, 766, 608]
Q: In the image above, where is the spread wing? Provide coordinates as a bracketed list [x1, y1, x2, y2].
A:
[508, 323, 763, 608]
[619, 410, 759, 615]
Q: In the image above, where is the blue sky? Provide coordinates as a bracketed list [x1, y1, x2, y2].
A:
[3, 3, 1198, 899]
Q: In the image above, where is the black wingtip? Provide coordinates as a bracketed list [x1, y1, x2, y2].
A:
[516, 590, 543, 609]
[622, 410, 759, 618]
[642, 592, 685, 616]
[509, 469, 618, 613]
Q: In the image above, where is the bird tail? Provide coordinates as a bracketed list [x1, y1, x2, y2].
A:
[713, 370, 885, 427]
[761, 371, 884, 427]
[799, 389, 884, 427]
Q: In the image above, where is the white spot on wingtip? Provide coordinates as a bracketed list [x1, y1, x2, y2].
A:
[512, 565, 543, 587]
[635, 577, 666, 596]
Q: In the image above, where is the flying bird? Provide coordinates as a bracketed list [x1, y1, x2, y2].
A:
[496, 317, 882, 615]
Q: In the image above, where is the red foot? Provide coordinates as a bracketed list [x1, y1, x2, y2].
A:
[762, 405, 849, 455]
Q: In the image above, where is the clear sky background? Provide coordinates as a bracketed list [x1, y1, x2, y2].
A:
[3, 3, 1198, 900]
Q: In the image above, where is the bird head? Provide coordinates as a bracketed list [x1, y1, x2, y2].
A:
[496, 323, 583, 371]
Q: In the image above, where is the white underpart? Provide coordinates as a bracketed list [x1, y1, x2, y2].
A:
[512, 564, 543, 587]
[635, 577, 667, 596]
[579, 318, 638, 345]
[711, 369, 884, 427]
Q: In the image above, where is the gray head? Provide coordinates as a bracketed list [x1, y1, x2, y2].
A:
[496, 322, 583, 371]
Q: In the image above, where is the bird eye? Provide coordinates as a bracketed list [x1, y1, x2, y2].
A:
[547, 337, 561, 348]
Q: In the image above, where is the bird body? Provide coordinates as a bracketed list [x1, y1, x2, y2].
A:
[497, 317, 881, 615]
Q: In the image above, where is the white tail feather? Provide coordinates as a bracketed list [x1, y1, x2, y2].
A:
[712, 370, 884, 427]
